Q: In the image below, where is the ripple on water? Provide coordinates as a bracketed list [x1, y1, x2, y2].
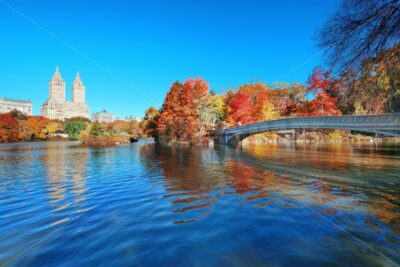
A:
[0, 141, 399, 266]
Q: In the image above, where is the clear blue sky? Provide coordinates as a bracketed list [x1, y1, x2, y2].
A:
[0, 0, 340, 118]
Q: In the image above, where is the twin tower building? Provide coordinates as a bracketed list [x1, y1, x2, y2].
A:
[41, 67, 90, 120]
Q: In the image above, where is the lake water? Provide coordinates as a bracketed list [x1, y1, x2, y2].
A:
[0, 140, 399, 266]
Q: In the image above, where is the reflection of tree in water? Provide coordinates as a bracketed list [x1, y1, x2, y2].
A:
[141, 144, 223, 193]
[140, 143, 225, 224]
[225, 159, 274, 194]
[223, 146, 400, 235]
[139, 142, 399, 234]
[246, 142, 353, 171]
[0, 143, 35, 184]
[246, 142, 400, 172]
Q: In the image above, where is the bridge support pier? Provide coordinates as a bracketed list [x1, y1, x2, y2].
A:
[213, 133, 249, 147]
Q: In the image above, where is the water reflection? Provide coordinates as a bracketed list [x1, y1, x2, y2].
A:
[140, 142, 400, 238]
[0, 141, 399, 266]
[226, 144, 400, 234]
[39, 142, 88, 210]
[141, 142, 400, 264]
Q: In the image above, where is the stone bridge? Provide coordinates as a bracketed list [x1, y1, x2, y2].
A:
[211, 113, 400, 147]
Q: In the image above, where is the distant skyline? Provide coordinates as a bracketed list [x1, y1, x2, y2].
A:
[0, 0, 340, 118]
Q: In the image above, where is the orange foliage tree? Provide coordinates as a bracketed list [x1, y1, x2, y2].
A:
[26, 116, 51, 140]
[0, 114, 19, 142]
[156, 78, 209, 143]
[276, 84, 307, 116]
[142, 107, 159, 137]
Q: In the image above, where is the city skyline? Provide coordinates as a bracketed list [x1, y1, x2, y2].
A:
[0, 0, 340, 118]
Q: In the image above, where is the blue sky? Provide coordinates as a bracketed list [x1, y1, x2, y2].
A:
[0, 0, 340, 118]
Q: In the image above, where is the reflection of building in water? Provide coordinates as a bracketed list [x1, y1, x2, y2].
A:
[41, 142, 88, 210]
[43, 142, 67, 209]
[70, 149, 88, 204]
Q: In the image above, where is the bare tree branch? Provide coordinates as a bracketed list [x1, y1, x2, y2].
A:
[317, 0, 400, 70]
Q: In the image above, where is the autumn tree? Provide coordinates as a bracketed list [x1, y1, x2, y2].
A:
[115, 119, 142, 137]
[156, 78, 208, 143]
[221, 89, 236, 127]
[110, 120, 129, 133]
[0, 114, 19, 142]
[196, 91, 224, 134]
[17, 120, 34, 141]
[276, 84, 307, 116]
[226, 83, 280, 125]
[252, 89, 279, 121]
[228, 91, 254, 125]
[296, 67, 341, 116]
[142, 107, 159, 137]
[332, 45, 400, 114]
[318, 0, 400, 111]
[46, 121, 64, 136]
[297, 92, 341, 116]
[26, 116, 50, 140]
[90, 122, 105, 137]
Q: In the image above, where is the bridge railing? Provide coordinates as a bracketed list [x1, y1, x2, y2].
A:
[211, 113, 400, 136]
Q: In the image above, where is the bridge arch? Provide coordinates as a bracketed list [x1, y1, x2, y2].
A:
[211, 114, 400, 147]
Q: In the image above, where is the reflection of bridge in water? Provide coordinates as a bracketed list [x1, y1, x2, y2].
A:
[212, 113, 400, 147]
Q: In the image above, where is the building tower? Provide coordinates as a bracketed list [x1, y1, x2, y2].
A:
[41, 67, 90, 120]
[72, 72, 85, 103]
[49, 66, 66, 102]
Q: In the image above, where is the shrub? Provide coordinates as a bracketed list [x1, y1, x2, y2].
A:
[65, 121, 87, 140]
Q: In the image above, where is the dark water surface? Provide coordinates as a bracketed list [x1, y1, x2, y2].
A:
[0, 140, 399, 266]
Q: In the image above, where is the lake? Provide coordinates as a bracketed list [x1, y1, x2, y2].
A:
[0, 140, 399, 266]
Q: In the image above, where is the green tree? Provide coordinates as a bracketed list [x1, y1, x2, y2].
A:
[65, 121, 86, 140]
[90, 122, 105, 137]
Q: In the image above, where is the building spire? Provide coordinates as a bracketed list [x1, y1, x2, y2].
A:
[72, 71, 85, 103]
[74, 71, 82, 84]
[53, 66, 62, 79]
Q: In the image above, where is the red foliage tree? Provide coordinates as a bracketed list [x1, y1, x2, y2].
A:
[297, 67, 341, 116]
[228, 91, 254, 125]
[0, 114, 19, 142]
[227, 83, 277, 125]
[308, 67, 331, 92]
[279, 97, 300, 116]
[297, 91, 341, 116]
